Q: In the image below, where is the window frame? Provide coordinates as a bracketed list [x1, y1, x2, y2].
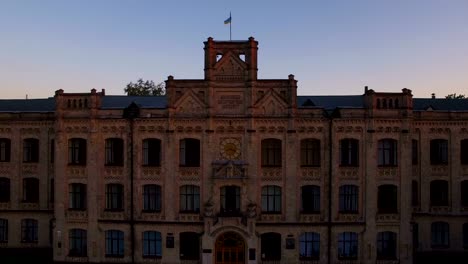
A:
[69, 228, 87, 257]
[179, 232, 200, 260]
[179, 185, 200, 213]
[261, 138, 282, 167]
[23, 177, 39, 203]
[339, 185, 359, 213]
[105, 138, 124, 166]
[299, 232, 320, 260]
[431, 222, 449, 248]
[261, 232, 281, 261]
[377, 231, 397, 260]
[430, 139, 448, 165]
[105, 184, 124, 211]
[339, 139, 359, 167]
[142, 231, 162, 258]
[377, 185, 398, 213]
[0, 177, 10, 202]
[105, 230, 124, 257]
[0, 138, 11, 162]
[220, 185, 241, 216]
[21, 219, 38, 243]
[143, 184, 162, 212]
[430, 180, 449, 206]
[301, 185, 320, 214]
[378, 139, 398, 166]
[142, 139, 161, 166]
[300, 139, 321, 167]
[179, 138, 200, 167]
[68, 138, 87, 165]
[69, 183, 86, 210]
[261, 185, 282, 214]
[338, 232, 358, 260]
[23, 138, 39, 163]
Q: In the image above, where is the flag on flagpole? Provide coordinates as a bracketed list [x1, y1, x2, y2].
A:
[224, 14, 231, 24]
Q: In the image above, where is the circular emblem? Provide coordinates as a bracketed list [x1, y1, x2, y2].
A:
[220, 138, 241, 159]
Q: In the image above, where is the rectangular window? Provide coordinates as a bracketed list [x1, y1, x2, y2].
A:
[179, 139, 200, 167]
[377, 232, 397, 259]
[301, 185, 320, 213]
[261, 186, 282, 213]
[339, 185, 358, 213]
[431, 222, 449, 248]
[21, 219, 38, 243]
[68, 138, 86, 165]
[0, 178, 10, 202]
[412, 139, 418, 165]
[411, 181, 419, 207]
[143, 139, 161, 166]
[0, 219, 7, 242]
[0, 139, 11, 162]
[23, 138, 39, 163]
[143, 185, 161, 212]
[106, 184, 123, 210]
[105, 230, 124, 257]
[261, 139, 282, 167]
[338, 232, 358, 259]
[105, 138, 124, 166]
[180, 232, 200, 260]
[301, 139, 320, 167]
[69, 229, 87, 257]
[143, 231, 162, 258]
[180, 185, 200, 213]
[378, 139, 397, 166]
[69, 183, 86, 210]
[299, 232, 320, 260]
[23, 178, 39, 203]
[430, 139, 448, 165]
[340, 139, 359, 166]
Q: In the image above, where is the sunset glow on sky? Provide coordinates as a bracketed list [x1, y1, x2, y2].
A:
[0, 0, 467, 99]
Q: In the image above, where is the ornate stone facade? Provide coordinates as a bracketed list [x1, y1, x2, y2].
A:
[0, 37, 467, 264]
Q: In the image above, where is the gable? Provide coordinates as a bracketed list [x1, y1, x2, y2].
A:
[213, 51, 248, 81]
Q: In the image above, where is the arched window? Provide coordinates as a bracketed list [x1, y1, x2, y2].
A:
[431, 222, 449, 248]
[299, 232, 320, 260]
[180, 232, 200, 260]
[339, 185, 358, 213]
[143, 185, 161, 212]
[430, 139, 448, 165]
[105, 184, 123, 210]
[69, 183, 86, 210]
[0, 219, 7, 242]
[261, 232, 281, 260]
[21, 219, 38, 243]
[23, 138, 39, 162]
[338, 232, 358, 259]
[69, 229, 87, 256]
[142, 139, 161, 166]
[430, 180, 449, 206]
[142, 231, 162, 258]
[0, 138, 11, 162]
[301, 185, 320, 213]
[377, 232, 397, 259]
[179, 138, 200, 167]
[105, 138, 124, 166]
[180, 185, 200, 213]
[220, 186, 240, 216]
[378, 185, 398, 213]
[105, 230, 124, 257]
[378, 139, 397, 166]
[68, 138, 86, 165]
[23, 178, 39, 203]
[461, 139, 468, 165]
[340, 139, 359, 166]
[0, 177, 10, 202]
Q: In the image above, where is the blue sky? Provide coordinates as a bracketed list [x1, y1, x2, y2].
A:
[0, 0, 467, 99]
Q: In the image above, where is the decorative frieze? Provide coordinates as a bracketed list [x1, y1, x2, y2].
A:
[431, 165, 448, 176]
[261, 167, 282, 181]
[67, 166, 86, 178]
[104, 167, 125, 178]
[20, 202, 40, 210]
[260, 214, 283, 222]
[339, 167, 359, 179]
[377, 167, 398, 179]
[335, 214, 362, 222]
[140, 212, 165, 221]
[335, 126, 363, 133]
[300, 167, 321, 180]
[0, 202, 11, 210]
[101, 211, 126, 220]
[376, 213, 400, 223]
[66, 210, 88, 222]
[179, 167, 200, 181]
[0, 164, 12, 175]
[178, 214, 201, 222]
[22, 164, 38, 175]
[299, 214, 323, 222]
[297, 126, 324, 133]
[429, 206, 451, 213]
[141, 167, 162, 180]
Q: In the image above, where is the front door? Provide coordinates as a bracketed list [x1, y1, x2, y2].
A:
[215, 232, 245, 264]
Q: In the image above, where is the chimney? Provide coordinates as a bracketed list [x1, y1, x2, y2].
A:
[431, 93, 436, 99]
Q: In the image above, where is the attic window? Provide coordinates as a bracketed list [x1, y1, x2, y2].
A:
[377, 99, 381, 109]
[216, 54, 223, 62]
[394, 99, 399, 108]
[302, 99, 315, 107]
[239, 54, 245, 62]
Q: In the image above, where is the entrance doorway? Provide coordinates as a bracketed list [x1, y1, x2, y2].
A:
[215, 232, 245, 264]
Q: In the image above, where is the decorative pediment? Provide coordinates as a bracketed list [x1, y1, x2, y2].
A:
[173, 89, 207, 114]
[253, 89, 289, 116]
[213, 51, 247, 81]
[212, 160, 248, 179]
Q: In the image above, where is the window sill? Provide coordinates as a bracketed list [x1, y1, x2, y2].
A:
[105, 254, 124, 258]
[105, 164, 124, 167]
[68, 208, 87, 211]
[179, 165, 200, 168]
[179, 211, 200, 214]
[68, 253, 88, 257]
[143, 255, 162, 259]
[21, 241, 38, 244]
[142, 210, 162, 213]
[300, 211, 321, 214]
[104, 209, 124, 212]
[377, 165, 398, 167]
[143, 164, 161, 167]
[67, 163, 86, 166]
[261, 211, 282, 214]
[300, 165, 321, 168]
[338, 211, 359, 214]
[339, 165, 359, 168]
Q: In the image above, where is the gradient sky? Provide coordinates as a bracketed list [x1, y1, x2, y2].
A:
[1, 0, 467, 99]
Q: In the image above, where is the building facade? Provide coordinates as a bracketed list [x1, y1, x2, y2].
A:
[1, 37, 468, 264]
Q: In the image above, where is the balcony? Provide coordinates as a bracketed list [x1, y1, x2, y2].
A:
[261, 167, 282, 181]
[179, 167, 201, 181]
[104, 167, 124, 179]
[431, 165, 448, 176]
[141, 167, 161, 180]
[66, 210, 88, 221]
[429, 206, 451, 214]
[67, 166, 86, 178]
[300, 167, 321, 181]
[339, 167, 359, 180]
[376, 213, 400, 223]
[22, 164, 38, 175]
[377, 167, 398, 179]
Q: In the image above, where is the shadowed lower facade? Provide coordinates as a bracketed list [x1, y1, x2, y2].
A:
[1, 37, 468, 264]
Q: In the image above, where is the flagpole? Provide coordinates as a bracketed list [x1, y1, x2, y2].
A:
[229, 12, 232, 41]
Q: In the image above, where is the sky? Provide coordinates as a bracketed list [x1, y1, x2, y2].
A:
[0, 0, 467, 99]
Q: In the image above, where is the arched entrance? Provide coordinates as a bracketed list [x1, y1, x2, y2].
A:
[215, 232, 245, 264]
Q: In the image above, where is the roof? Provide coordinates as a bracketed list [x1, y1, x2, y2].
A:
[0, 95, 467, 112]
[297, 95, 364, 110]
[101, 96, 167, 109]
[0, 98, 55, 112]
[413, 98, 468, 111]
